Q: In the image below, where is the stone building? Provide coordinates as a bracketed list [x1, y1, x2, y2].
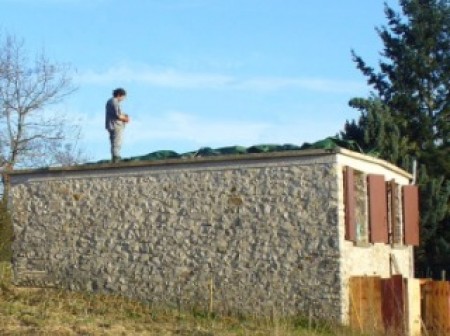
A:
[8, 147, 419, 323]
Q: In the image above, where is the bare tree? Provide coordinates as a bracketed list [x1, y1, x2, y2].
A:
[0, 33, 85, 170]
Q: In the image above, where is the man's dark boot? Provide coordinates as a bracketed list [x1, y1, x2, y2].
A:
[112, 156, 121, 163]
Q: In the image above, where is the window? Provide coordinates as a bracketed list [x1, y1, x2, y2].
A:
[355, 171, 369, 243]
[344, 167, 356, 242]
[344, 166, 420, 246]
[387, 180, 403, 245]
[344, 167, 369, 244]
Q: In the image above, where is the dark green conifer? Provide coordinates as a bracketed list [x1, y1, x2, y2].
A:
[342, 0, 450, 277]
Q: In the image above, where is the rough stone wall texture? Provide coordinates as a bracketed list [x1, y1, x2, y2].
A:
[10, 157, 342, 320]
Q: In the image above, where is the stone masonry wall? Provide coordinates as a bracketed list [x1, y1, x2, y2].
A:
[10, 156, 342, 320]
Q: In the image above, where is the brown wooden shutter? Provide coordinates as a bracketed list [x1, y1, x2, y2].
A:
[367, 174, 388, 243]
[344, 167, 356, 241]
[403, 185, 420, 246]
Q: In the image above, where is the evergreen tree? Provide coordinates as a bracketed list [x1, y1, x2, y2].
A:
[341, 0, 450, 277]
[416, 167, 450, 276]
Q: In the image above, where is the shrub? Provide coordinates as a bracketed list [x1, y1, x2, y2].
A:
[0, 197, 13, 262]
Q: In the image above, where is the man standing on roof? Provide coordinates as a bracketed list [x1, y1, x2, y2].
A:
[105, 88, 130, 163]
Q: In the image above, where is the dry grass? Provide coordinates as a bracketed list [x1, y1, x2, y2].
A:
[0, 263, 365, 336]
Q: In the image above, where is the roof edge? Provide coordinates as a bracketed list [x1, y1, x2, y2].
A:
[7, 148, 338, 176]
[335, 147, 413, 179]
[6, 147, 413, 180]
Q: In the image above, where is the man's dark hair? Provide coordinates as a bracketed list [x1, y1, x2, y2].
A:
[113, 88, 127, 97]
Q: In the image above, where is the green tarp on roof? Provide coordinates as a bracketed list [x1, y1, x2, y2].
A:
[93, 137, 363, 164]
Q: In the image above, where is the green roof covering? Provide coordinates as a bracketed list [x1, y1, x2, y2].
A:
[93, 137, 363, 164]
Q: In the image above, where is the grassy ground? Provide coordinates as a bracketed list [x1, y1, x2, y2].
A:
[0, 263, 366, 336]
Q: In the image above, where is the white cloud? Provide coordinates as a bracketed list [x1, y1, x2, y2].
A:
[68, 105, 348, 161]
[76, 64, 365, 94]
[77, 66, 234, 89]
[235, 77, 365, 93]
[75, 110, 270, 159]
[117, 111, 269, 146]
[80, 109, 339, 149]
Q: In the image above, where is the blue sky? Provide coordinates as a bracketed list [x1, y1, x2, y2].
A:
[0, 0, 398, 161]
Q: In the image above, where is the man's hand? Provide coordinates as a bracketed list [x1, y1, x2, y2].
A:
[120, 114, 130, 123]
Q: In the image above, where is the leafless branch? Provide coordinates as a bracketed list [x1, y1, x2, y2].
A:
[0, 32, 84, 168]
